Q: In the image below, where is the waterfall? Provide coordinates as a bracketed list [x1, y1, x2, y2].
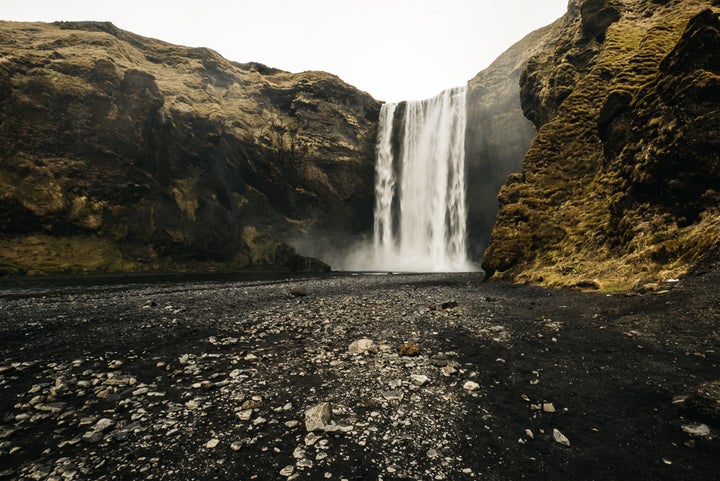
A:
[371, 86, 472, 272]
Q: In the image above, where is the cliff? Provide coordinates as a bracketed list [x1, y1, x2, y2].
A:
[464, 19, 564, 260]
[0, 21, 380, 275]
[483, 0, 720, 291]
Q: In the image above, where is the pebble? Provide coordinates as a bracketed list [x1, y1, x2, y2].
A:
[348, 339, 375, 354]
[410, 374, 430, 386]
[206, 438, 220, 449]
[553, 428, 571, 447]
[463, 381, 480, 391]
[398, 342, 421, 357]
[305, 402, 332, 432]
[681, 423, 711, 437]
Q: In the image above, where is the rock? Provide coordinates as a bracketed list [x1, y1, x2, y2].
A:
[236, 409, 253, 421]
[542, 403, 556, 413]
[382, 390, 404, 402]
[463, 381, 480, 392]
[230, 440, 245, 451]
[553, 428, 571, 447]
[410, 374, 430, 386]
[94, 418, 115, 432]
[681, 423, 711, 437]
[348, 339, 374, 355]
[441, 301, 458, 310]
[81, 430, 103, 443]
[280, 466, 295, 477]
[290, 288, 308, 297]
[305, 402, 332, 432]
[398, 342, 421, 357]
[206, 438, 219, 449]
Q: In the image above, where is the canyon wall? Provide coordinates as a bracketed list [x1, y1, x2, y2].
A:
[483, 0, 720, 290]
[0, 21, 380, 274]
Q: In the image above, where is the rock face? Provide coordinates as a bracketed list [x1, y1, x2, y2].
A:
[483, 0, 720, 290]
[0, 21, 380, 275]
[464, 19, 564, 260]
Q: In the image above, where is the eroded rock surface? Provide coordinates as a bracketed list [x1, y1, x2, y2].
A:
[483, 0, 720, 291]
[0, 21, 380, 275]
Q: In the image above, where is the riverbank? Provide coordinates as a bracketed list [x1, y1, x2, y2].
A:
[1, 270, 718, 480]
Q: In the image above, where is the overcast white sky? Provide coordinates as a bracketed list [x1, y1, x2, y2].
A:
[3, 0, 568, 102]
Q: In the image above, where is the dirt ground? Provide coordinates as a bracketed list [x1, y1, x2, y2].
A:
[0, 265, 718, 480]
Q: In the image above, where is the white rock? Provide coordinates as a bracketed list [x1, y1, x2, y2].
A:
[681, 423, 711, 437]
[236, 409, 253, 421]
[463, 381, 480, 391]
[305, 402, 332, 432]
[410, 374, 430, 386]
[279, 465, 295, 477]
[553, 428, 571, 447]
[206, 438, 219, 449]
[348, 339, 374, 354]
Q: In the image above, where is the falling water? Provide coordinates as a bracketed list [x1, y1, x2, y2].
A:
[371, 86, 472, 272]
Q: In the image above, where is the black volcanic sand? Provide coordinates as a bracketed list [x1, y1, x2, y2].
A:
[0, 270, 718, 481]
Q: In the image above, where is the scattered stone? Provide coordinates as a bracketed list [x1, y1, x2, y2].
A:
[399, 342, 421, 357]
[553, 428, 571, 447]
[305, 402, 332, 432]
[410, 374, 430, 386]
[681, 423, 711, 437]
[382, 390, 404, 402]
[81, 430, 103, 443]
[94, 418, 115, 432]
[280, 465, 295, 477]
[206, 438, 220, 449]
[348, 339, 375, 355]
[108, 360, 123, 369]
[543, 403, 556, 413]
[525, 429, 534, 440]
[426, 448, 440, 459]
[285, 420, 300, 428]
[463, 381, 480, 392]
[230, 440, 245, 451]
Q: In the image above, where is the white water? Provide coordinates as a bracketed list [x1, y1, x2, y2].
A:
[369, 86, 473, 272]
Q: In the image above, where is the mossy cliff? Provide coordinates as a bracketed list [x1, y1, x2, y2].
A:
[0, 21, 380, 275]
[464, 19, 564, 260]
[483, 0, 720, 291]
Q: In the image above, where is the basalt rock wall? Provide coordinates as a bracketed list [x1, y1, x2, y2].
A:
[483, 0, 720, 290]
[0, 21, 380, 275]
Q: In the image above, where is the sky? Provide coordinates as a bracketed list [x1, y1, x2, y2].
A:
[3, 0, 569, 102]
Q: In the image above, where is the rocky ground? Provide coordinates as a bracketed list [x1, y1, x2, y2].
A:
[0, 269, 719, 481]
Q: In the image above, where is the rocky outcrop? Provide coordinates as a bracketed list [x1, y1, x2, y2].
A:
[0, 21, 380, 275]
[464, 19, 564, 260]
[483, 0, 720, 290]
